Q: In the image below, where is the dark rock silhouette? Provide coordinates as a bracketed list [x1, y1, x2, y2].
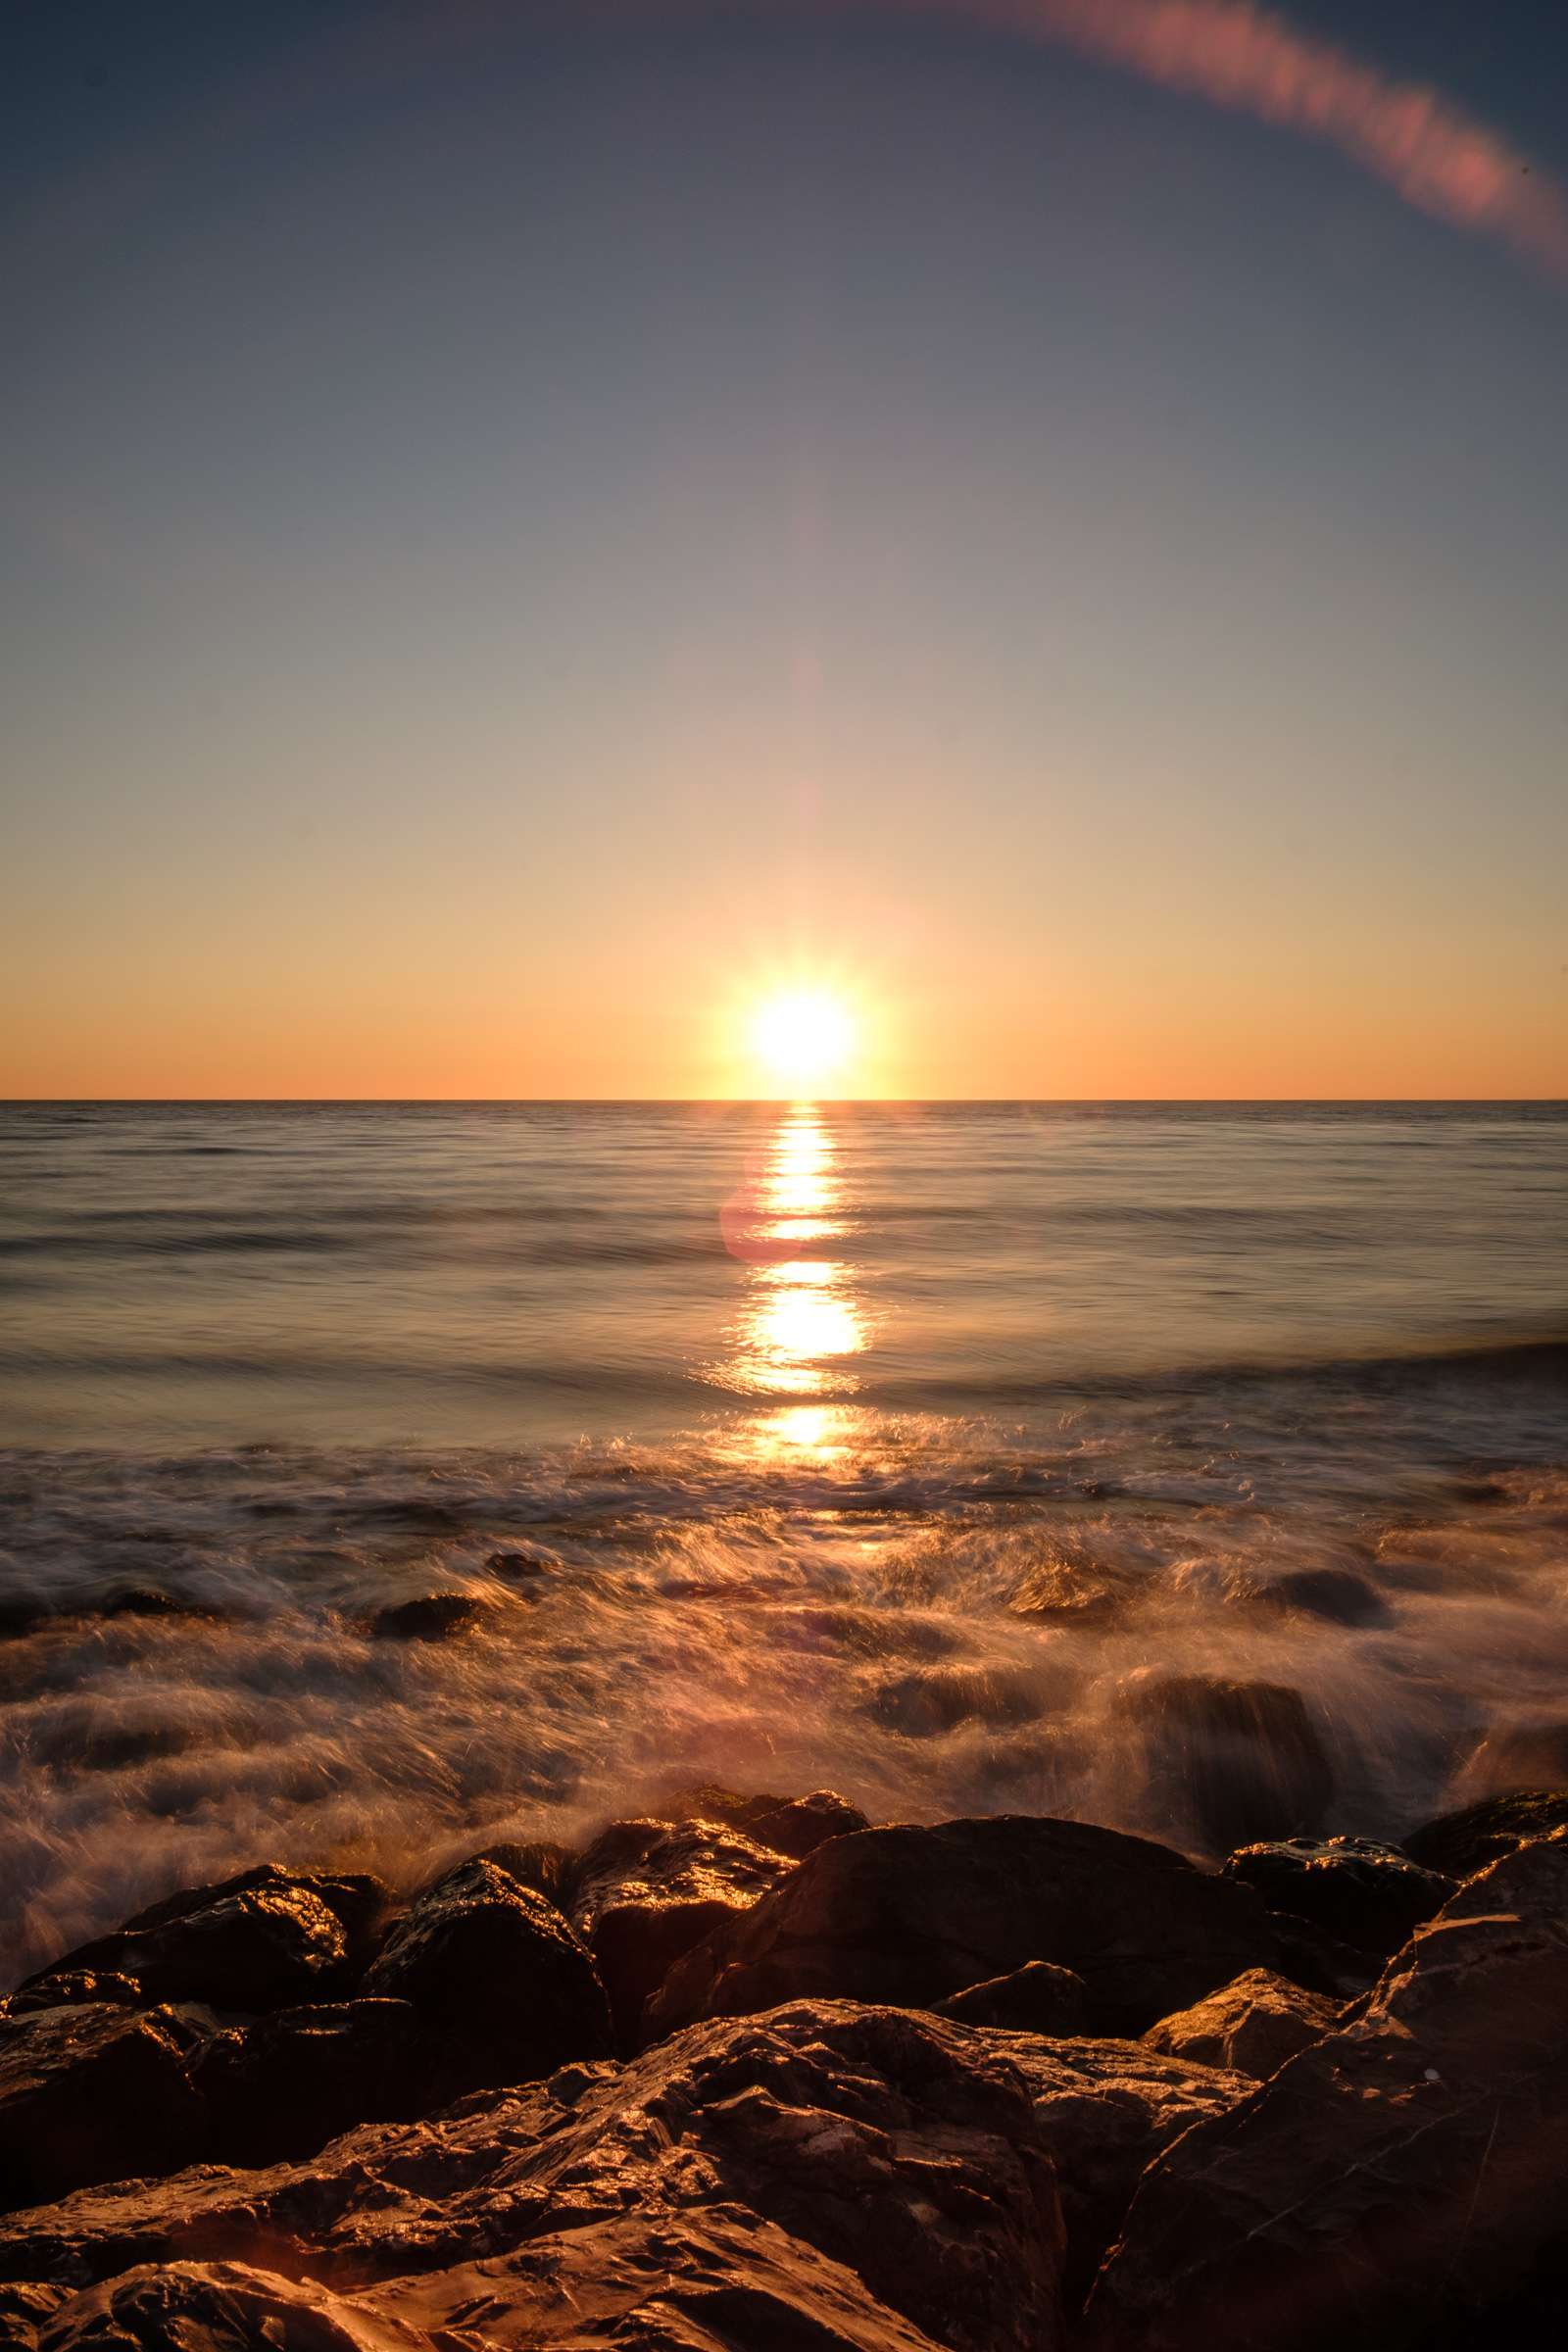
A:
[363, 1855, 612, 2097]
[1223, 1834, 1453, 1954]
[0, 2001, 208, 2209]
[645, 1815, 1277, 2038]
[1403, 1788, 1568, 1880]
[935, 1959, 1088, 2035]
[1085, 1831, 1568, 2350]
[16, 1863, 387, 2014]
[1115, 1673, 1336, 1850]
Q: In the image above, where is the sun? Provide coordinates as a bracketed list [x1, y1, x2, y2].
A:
[750, 988, 857, 1096]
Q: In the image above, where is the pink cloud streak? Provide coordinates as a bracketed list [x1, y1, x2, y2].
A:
[862, 0, 1568, 274]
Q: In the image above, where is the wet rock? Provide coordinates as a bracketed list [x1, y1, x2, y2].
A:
[1115, 1673, 1335, 1850]
[363, 1855, 612, 2094]
[662, 1783, 871, 1860]
[485, 1548, 549, 1579]
[1263, 1910, 1382, 2002]
[1142, 1967, 1339, 2079]
[1010, 1560, 1129, 1627]
[866, 1663, 1053, 1738]
[93, 1587, 220, 1622]
[1085, 1831, 1568, 2351]
[569, 1817, 794, 2042]
[0, 2002, 207, 2211]
[0, 1599, 52, 1641]
[1401, 1788, 1568, 1881]
[646, 1815, 1277, 2040]
[1457, 1717, 1568, 1795]
[4, 1973, 143, 2018]
[368, 1591, 486, 1641]
[192, 1998, 424, 2165]
[18, 1864, 386, 2014]
[934, 1959, 1087, 2034]
[445, 1837, 574, 1906]
[1223, 1835, 1454, 1955]
[0, 2003, 1070, 2352]
[1248, 1565, 1388, 1625]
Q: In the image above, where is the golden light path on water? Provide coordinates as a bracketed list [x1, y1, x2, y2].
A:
[718, 1105, 870, 1462]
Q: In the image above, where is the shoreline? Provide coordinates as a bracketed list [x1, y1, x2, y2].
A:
[4, 1781, 1567, 2346]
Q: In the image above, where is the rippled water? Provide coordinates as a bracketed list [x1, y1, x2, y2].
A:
[2, 1101, 1565, 1981]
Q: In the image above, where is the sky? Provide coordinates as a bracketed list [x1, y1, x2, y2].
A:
[4, 0, 1567, 1099]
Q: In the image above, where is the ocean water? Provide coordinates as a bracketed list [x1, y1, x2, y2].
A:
[1, 1100, 1565, 1983]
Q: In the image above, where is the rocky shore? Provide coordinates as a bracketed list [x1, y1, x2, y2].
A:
[3, 1784, 1567, 2349]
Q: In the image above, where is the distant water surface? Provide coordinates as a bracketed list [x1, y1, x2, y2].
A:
[1, 1101, 1565, 1980]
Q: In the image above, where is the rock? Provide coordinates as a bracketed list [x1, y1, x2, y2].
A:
[1114, 1674, 1336, 1850]
[866, 1663, 1052, 1738]
[1143, 1967, 1339, 2079]
[0, 2002, 207, 2211]
[1010, 1561, 1129, 1627]
[0, 2003, 1070, 2352]
[5, 1974, 143, 2018]
[568, 1817, 794, 2042]
[485, 1549, 548, 1578]
[1247, 1566, 1388, 1625]
[1458, 1718, 1568, 1795]
[1263, 1910, 1382, 2002]
[17, 1864, 386, 2014]
[1401, 1790, 1568, 1881]
[1085, 1831, 1568, 2350]
[646, 1816, 1277, 2039]
[94, 1586, 220, 1622]
[649, 1784, 871, 1859]
[363, 1856, 612, 2094]
[192, 1999, 425, 2165]
[1002, 2034, 1248, 2308]
[1223, 1835, 1454, 1955]
[368, 1592, 486, 1641]
[443, 1837, 574, 1906]
[934, 1960, 1088, 2035]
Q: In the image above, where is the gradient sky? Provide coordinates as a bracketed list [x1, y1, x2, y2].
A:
[5, 0, 1567, 1098]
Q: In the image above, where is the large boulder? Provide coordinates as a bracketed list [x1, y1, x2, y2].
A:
[17, 1863, 387, 2014]
[568, 1816, 794, 2042]
[1114, 1674, 1335, 1850]
[1223, 1836, 1453, 1956]
[645, 1816, 1278, 2039]
[0, 2002, 207, 2211]
[0, 2003, 1071, 2352]
[1085, 1830, 1568, 2350]
[362, 1856, 612, 2094]
[1402, 1789, 1568, 1881]
[191, 1999, 426, 2166]
[1142, 1968, 1339, 2079]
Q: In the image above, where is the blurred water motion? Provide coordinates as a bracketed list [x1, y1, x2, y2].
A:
[1, 1100, 1566, 1983]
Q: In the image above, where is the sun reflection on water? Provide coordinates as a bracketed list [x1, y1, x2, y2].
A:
[717, 1107, 871, 1460]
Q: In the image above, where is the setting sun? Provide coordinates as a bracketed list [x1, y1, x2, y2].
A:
[750, 989, 857, 1096]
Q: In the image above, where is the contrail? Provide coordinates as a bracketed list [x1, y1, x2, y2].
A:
[852, 0, 1568, 275]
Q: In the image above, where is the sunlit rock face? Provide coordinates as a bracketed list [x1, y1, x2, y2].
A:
[0, 2003, 1084, 2352]
[1085, 1831, 1568, 2352]
[1141, 1968, 1338, 2080]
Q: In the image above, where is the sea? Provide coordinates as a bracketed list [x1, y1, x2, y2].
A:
[1, 1100, 1565, 1984]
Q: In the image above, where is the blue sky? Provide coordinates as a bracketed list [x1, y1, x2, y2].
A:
[5, 2, 1566, 1096]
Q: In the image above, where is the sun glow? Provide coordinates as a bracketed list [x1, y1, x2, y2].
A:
[750, 988, 857, 1096]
